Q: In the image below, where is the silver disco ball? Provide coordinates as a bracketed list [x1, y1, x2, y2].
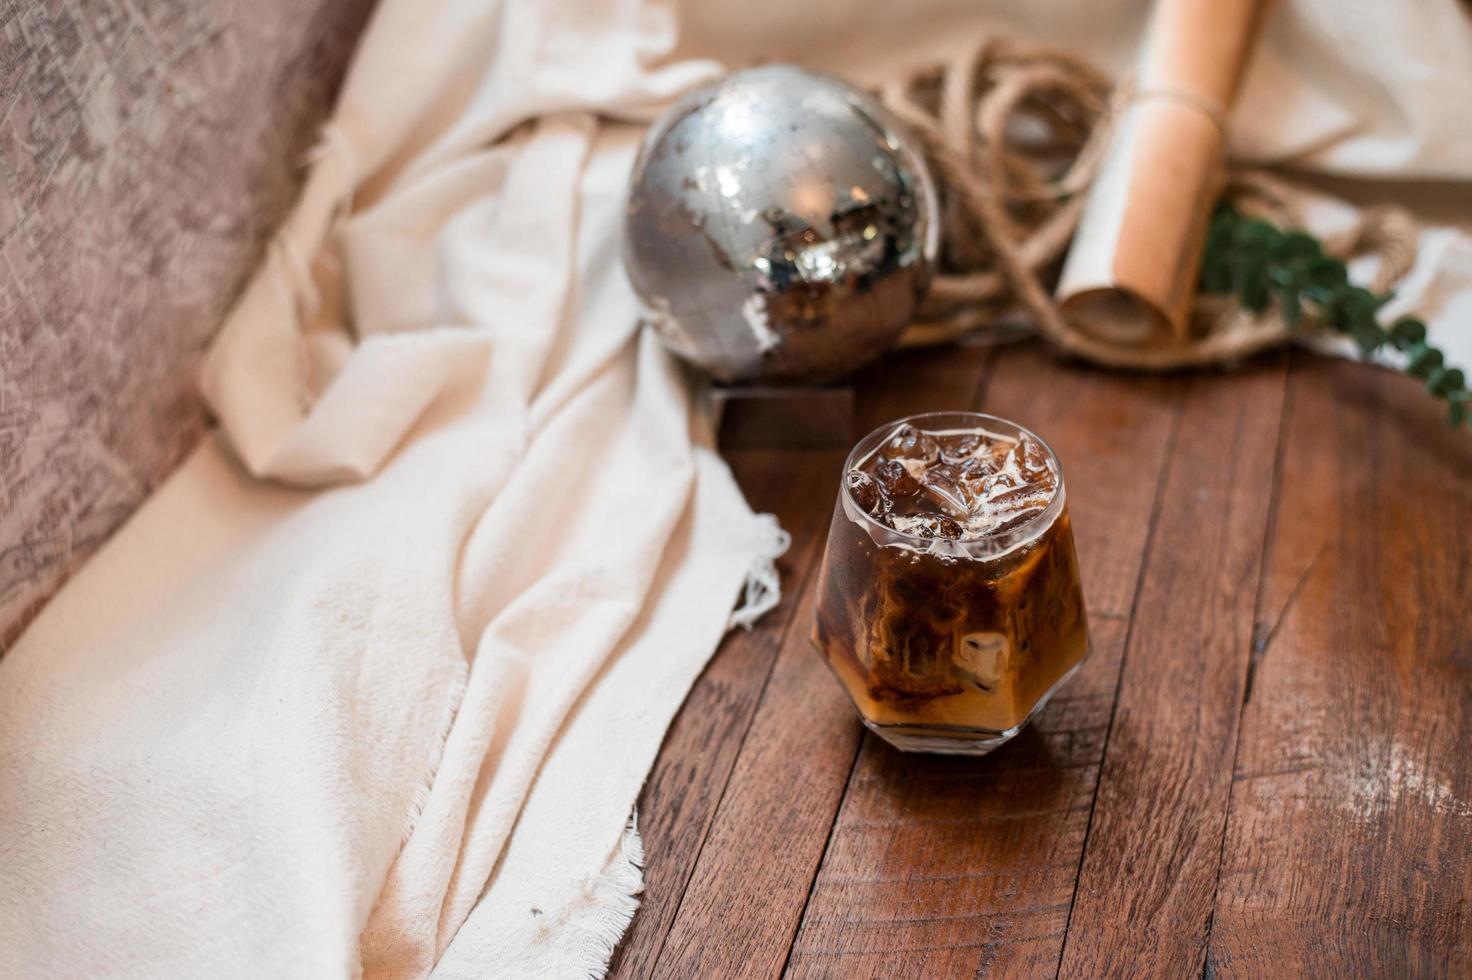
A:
[623, 64, 940, 384]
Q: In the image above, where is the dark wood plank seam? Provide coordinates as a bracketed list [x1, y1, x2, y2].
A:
[1242, 545, 1323, 707]
[799, 935, 1068, 958]
[965, 342, 1004, 415]
[836, 902, 1074, 928]
[840, 802, 1093, 829]
[1199, 353, 1297, 979]
[821, 860, 1077, 886]
[776, 730, 868, 979]
[1053, 379, 1187, 980]
[849, 757, 1104, 785]
[644, 534, 831, 974]
[775, 344, 1004, 977]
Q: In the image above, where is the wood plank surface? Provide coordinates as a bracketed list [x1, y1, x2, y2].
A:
[1204, 357, 1472, 977]
[629, 344, 996, 979]
[1057, 354, 1288, 977]
[611, 342, 1472, 979]
[785, 344, 1179, 978]
[606, 449, 839, 979]
[651, 574, 865, 979]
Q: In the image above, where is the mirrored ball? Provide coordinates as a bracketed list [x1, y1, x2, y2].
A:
[623, 65, 940, 384]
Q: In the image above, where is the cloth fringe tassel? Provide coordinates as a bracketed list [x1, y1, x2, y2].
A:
[727, 514, 792, 631]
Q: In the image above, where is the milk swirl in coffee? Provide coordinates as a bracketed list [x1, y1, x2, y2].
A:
[812, 413, 1089, 753]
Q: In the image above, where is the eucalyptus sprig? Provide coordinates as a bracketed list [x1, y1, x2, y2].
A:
[1199, 204, 1470, 428]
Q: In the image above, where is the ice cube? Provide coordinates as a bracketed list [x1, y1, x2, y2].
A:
[982, 470, 1017, 498]
[953, 632, 1010, 692]
[983, 437, 1015, 470]
[874, 458, 922, 499]
[918, 466, 969, 517]
[882, 512, 964, 540]
[989, 485, 1052, 512]
[846, 470, 890, 516]
[1012, 435, 1054, 486]
[901, 514, 963, 539]
[954, 455, 997, 499]
[882, 423, 938, 463]
[935, 515, 964, 539]
[987, 483, 1051, 531]
[989, 507, 1046, 534]
[938, 431, 984, 464]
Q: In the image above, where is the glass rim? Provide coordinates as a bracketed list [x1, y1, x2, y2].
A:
[839, 410, 1067, 557]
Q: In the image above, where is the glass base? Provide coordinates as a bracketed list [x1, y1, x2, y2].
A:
[859, 657, 1084, 756]
[861, 719, 1023, 756]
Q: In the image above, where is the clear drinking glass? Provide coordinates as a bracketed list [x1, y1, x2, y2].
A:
[811, 411, 1089, 755]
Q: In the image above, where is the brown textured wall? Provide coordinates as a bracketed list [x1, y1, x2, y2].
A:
[0, 0, 377, 649]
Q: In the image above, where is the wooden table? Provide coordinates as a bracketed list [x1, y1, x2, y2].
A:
[609, 340, 1472, 979]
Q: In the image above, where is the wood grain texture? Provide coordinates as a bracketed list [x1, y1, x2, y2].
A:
[652, 577, 865, 979]
[786, 344, 1179, 978]
[607, 449, 839, 979]
[1058, 355, 1288, 977]
[612, 343, 1472, 980]
[647, 344, 996, 978]
[1204, 357, 1472, 978]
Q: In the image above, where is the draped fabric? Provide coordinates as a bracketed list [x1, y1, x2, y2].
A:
[2, 1, 1468, 977]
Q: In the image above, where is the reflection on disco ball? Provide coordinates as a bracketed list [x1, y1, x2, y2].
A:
[623, 64, 939, 385]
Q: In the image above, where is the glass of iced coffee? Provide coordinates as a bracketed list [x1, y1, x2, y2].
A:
[812, 412, 1088, 755]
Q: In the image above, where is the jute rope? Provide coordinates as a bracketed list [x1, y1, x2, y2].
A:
[884, 38, 1420, 367]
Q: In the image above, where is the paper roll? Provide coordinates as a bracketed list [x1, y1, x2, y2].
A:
[1057, 0, 1267, 344]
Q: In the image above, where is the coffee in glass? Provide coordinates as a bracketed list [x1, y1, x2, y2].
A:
[812, 412, 1088, 754]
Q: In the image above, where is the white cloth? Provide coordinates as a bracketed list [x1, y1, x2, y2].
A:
[669, 0, 1472, 367]
[0, 2, 781, 978]
[3, 2, 1471, 979]
[671, 0, 1472, 179]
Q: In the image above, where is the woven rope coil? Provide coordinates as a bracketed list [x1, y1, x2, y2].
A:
[884, 38, 1420, 367]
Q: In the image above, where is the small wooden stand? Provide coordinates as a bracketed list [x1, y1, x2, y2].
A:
[714, 385, 855, 450]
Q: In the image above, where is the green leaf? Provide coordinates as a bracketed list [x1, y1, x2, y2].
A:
[1235, 218, 1278, 251]
[1351, 321, 1384, 355]
[1199, 201, 1467, 430]
[1240, 266, 1271, 311]
[1279, 287, 1303, 329]
[1302, 284, 1338, 307]
[1229, 242, 1272, 310]
[1427, 367, 1465, 396]
[1389, 317, 1428, 349]
[1268, 265, 1297, 287]
[1322, 295, 1350, 331]
[1202, 264, 1232, 294]
[1200, 227, 1233, 293]
[1304, 257, 1348, 289]
[1407, 344, 1444, 379]
[1342, 287, 1380, 319]
[1275, 231, 1321, 264]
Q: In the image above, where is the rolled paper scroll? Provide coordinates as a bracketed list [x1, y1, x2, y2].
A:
[1056, 0, 1267, 345]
